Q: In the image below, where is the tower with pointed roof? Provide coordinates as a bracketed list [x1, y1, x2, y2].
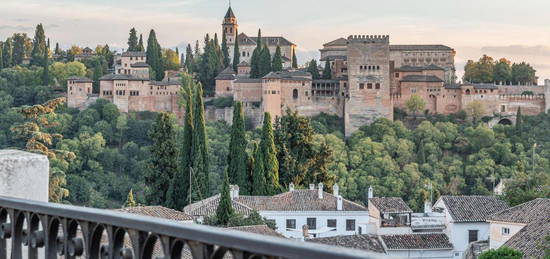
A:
[222, 6, 238, 45]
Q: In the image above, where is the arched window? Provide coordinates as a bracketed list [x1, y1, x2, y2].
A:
[293, 89, 299, 99]
[466, 89, 471, 95]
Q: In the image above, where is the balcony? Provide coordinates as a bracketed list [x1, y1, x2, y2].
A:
[0, 196, 385, 259]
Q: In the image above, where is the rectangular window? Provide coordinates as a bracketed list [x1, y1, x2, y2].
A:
[411, 88, 417, 93]
[272, 90, 276, 94]
[307, 218, 317, 230]
[327, 219, 337, 229]
[286, 219, 296, 229]
[395, 72, 399, 78]
[367, 83, 373, 89]
[346, 219, 356, 231]
[468, 230, 478, 243]
[375, 83, 380, 89]
[502, 227, 510, 235]
[501, 105, 506, 112]
[359, 83, 364, 89]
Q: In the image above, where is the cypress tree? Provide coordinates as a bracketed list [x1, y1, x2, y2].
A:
[252, 142, 266, 195]
[124, 189, 137, 207]
[221, 33, 230, 68]
[259, 43, 272, 77]
[292, 48, 298, 68]
[227, 102, 249, 193]
[250, 29, 263, 78]
[260, 113, 280, 194]
[47, 38, 50, 49]
[31, 24, 47, 66]
[92, 59, 103, 92]
[271, 45, 283, 72]
[515, 107, 522, 134]
[322, 61, 332, 79]
[184, 44, 194, 73]
[191, 84, 210, 200]
[232, 29, 240, 72]
[54, 42, 61, 55]
[194, 40, 201, 56]
[0, 42, 3, 69]
[3, 39, 13, 67]
[145, 112, 179, 205]
[215, 171, 234, 225]
[128, 28, 138, 51]
[12, 33, 26, 65]
[307, 59, 320, 79]
[42, 50, 50, 85]
[166, 75, 194, 208]
[146, 30, 164, 81]
[103, 44, 114, 68]
[137, 34, 145, 51]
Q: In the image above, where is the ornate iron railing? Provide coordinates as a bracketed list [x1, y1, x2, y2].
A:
[0, 196, 387, 259]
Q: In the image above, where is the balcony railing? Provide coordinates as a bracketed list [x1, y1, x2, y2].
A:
[0, 196, 386, 259]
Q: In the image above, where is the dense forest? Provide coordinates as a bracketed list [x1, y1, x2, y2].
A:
[0, 24, 548, 211]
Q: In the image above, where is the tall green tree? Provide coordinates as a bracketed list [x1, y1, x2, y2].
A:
[12, 33, 29, 65]
[127, 28, 139, 51]
[227, 102, 249, 193]
[250, 29, 263, 78]
[166, 75, 194, 209]
[511, 62, 536, 85]
[184, 44, 194, 73]
[322, 61, 332, 79]
[42, 49, 50, 85]
[292, 48, 298, 69]
[0, 41, 4, 69]
[31, 24, 47, 66]
[145, 112, 179, 205]
[307, 59, 320, 79]
[198, 34, 222, 92]
[271, 45, 283, 72]
[191, 84, 209, 200]
[124, 189, 137, 207]
[146, 30, 164, 81]
[260, 113, 280, 194]
[259, 43, 272, 77]
[493, 58, 512, 84]
[215, 171, 234, 226]
[2, 39, 12, 67]
[221, 33, 230, 68]
[137, 34, 145, 52]
[251, 142, 267, 195]
[232, 29, 240, 72]
[515, 107, 522, 134]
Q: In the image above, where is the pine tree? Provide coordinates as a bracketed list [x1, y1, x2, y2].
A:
[166, 75, 194, 208]
[31, 24, 47, 66]
[271, 45, 283, 72]
[42, 50, 50, 85]
[137, 34, 145, 52]
[252, 142, 266, 195]
[292, 48, 298, 69]
[260, 113, 280, 194]
[250, 29, 263, 78]
[215, 171, 234, 226]
[191, 84, 210, 200]
[146, 30, 164, 81]
[307, 59, 320, 79]
[124, 189, 137, 207]
[128, 28, 138, 51]
[3, 39, 13, 67]
[232, 29, 240, 72]
[145, 112, 179, 205]
[322, 61, 332, 79]
[221, 33, 230, 68]
[184, 44, 194, 73]
[227, 102, 249, 193]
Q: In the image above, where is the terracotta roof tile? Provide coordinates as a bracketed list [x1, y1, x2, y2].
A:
[503, 219, 550, 258]
[488, 198, 550, 224]
[115, 206, 194, 221]
[439, 196, 510, 222]
[369, 197, 412, 214]
[227, 225, 285, 238]
[308, 234, 385, 253]
[380, 233, 453, 250]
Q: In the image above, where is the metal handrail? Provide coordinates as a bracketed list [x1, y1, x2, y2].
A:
[0, 196, 388, 259]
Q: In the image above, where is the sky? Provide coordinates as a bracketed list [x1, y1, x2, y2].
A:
[2, 0, 550, 82]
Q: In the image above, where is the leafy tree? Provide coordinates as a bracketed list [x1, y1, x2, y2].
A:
[145, 112, 179, 205]
[511, 62, 536, 85]
[271, 45, 283, 72]
[232, 29, 240, 72]
[146, 30, 164, 81]
[221, 33, 230, 68]
[260, 113, 280, 194]
[292, 48, 298, 69]
[478, 247, 522, 259]
[227, 102, 249, 192]
[50, 61, 86, 87]
[162, 48, 180, 71]
[124, 189, 137, 207]
[215, 171, 234, 226]
[405, 94, 426, 119]
[127, 28, 139, 51]
[66, 45, 83, 62]
[11, 33, 30, 65]
[465, 100, 485, 124]
[31, 24, 47, 66]
[307, 59, 320, 79]
[493, 58, 512, 84]
[322, 61, 332, 79]
[3, 39, 13, 68]
[191, 84, 209, 200]
[137, 34, 145, 52]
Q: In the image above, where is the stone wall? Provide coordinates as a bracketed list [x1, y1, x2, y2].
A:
[0, 150, 49, 202]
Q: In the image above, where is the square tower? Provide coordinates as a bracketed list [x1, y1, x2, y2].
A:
[345, 35, 393, 136]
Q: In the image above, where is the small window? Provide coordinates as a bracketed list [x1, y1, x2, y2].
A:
[367, 83, 373, 89]
[272, 90, 276, 94]
[327, 219, 337, 229]
[375, 83, 380, 89]
[395, 72, 399, 78]
[307, 218, 317, 230]
[359, 83, 364, 89]
[286, 219, 296, 229]
[411, 88, 417, 93]
[292, 89, 298, 99]
[502, 227, 510, 235]
[501, 105, 506, 113]
[346, 219, 356, 231]
[468, 230, 478, 243]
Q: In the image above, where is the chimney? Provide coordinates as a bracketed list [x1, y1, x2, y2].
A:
[337, 195, 343, 211]
[368, 186, 373, 199]
[289, 183, 295, 192]
[318, 183, 324, 199]
[309, 184, 315, 190]
[424, 200, 432, 214]
[233, 185, 239, 199]
[333, 184, 339, 197]
[302, 224, 309, 238]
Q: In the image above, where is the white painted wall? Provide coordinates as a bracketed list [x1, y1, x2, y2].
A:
[387, 249, 454, 258]
[259, 211, 369, 239]
[0, 149, 49, 202]
[488, 221, 525, 249]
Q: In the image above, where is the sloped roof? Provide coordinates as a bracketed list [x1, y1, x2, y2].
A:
[503, 219, 550, 258]
[237, 60, 250, 67]
[115, 206, 194, 221]
[488, 198, 550, 224]
[320, 55, 347, 62]
[323, 38, 348, 47]
[237, 33, 257, 45]
[67, 76, 92, 83]
[397, 65, 444, 72]
[369, 197, 412, 214]
[380, 233, 453, 250]
[308, 234, 385, 254]
[439, 196, 510, 223]
[249, 36, 294, 46]
[227, 225, 285, 238]
[390, 45, 453, 51]
[183, 195, 255, 217]
[215, 67, 236, 80]
[262, 71, 311, 81]
[130, 62, 149, 68]
[224, 6, 236, 19]
[401, 75, 444, 83]
[122, 51, 146, 57]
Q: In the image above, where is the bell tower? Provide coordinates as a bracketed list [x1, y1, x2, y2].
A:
[222, 6, 238, 45]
